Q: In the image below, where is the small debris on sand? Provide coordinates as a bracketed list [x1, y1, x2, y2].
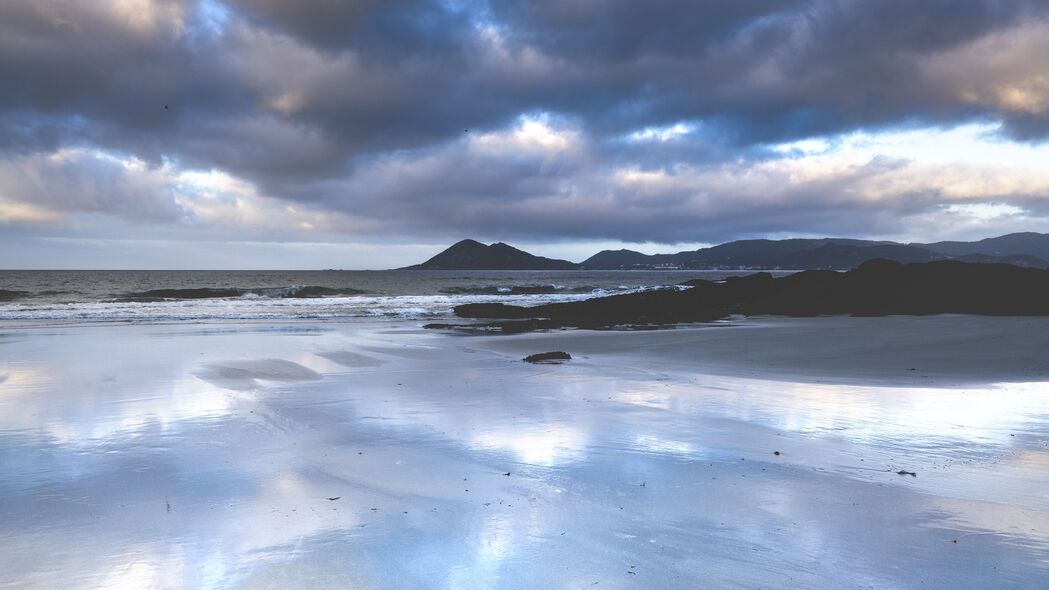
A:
[327, 497, 340, 501]
[523, 351, 572, 364]
[896, 470, 917, 477]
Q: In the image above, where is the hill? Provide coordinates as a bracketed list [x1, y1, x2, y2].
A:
[921, 232, 1049, 260]
[402, 239, 578, 270]
[580, 234, 1049, 270]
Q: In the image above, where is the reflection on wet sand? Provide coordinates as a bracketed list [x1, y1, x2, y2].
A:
[1, 320, 1048, 588]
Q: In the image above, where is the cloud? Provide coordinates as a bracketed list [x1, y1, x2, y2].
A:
[296, 117, 1049, 244]
[0, 146, 376, 238]
[0, 148, 187, 224]
[3, 0, 1049, 266]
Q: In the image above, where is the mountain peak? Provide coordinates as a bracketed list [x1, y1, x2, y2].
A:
[443, 238, 486, 251]
[402, 240, 578, 270]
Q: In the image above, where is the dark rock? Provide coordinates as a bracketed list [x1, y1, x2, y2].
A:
[452, 259, 1049, 332]
[523, 351, 572, 363]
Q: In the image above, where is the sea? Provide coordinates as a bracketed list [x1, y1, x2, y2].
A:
[0, 269, 793, 323]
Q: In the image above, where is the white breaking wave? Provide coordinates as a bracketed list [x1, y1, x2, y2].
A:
[0, 286, 687, 322]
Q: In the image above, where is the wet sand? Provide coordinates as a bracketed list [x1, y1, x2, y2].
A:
[1, 317, 1049, 588]
[475, 315, 1049, 386]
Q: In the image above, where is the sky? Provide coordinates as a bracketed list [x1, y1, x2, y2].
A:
[3, 0, 1049, 269]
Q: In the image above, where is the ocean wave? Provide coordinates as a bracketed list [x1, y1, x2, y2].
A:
[0, 291, 599, 322]
[36, 290, 81, 297]
[0, 284, 690, 323]
[115, 285, 367, 302]
[0, 290, 31, 302]
[240, 286, 368, 299]
[439, 284, 600, 295]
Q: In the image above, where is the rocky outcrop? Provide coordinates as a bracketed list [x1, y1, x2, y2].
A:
[444, 259, 1049, 332]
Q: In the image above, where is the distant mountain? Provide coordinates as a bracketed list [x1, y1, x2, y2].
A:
[402, 239, 578, 270]
[579, 249, 658, 268]
[581, 234, 1049, 270]
[950, 253, 1049, 268]
[921, 232, 1049, 260]
[408, 233, 1049, 271]
[676, 238, 897, 268]
[775, 243, 944, 268]
[581, 239, 933, 269]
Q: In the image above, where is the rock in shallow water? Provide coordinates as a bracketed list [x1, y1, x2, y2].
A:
[523, 351, 572, 363]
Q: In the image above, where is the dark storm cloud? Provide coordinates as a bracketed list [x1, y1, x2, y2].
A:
[2, 0, 1049, 250]
[227, 0, 476, 55]
[478, 0, 1049, 141]
[323, 138, 945, 244]
[0, 1, 238, 130]
[489, 0, 798, 61]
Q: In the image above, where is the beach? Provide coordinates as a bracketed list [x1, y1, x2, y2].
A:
[2, 316, 1048, 588]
